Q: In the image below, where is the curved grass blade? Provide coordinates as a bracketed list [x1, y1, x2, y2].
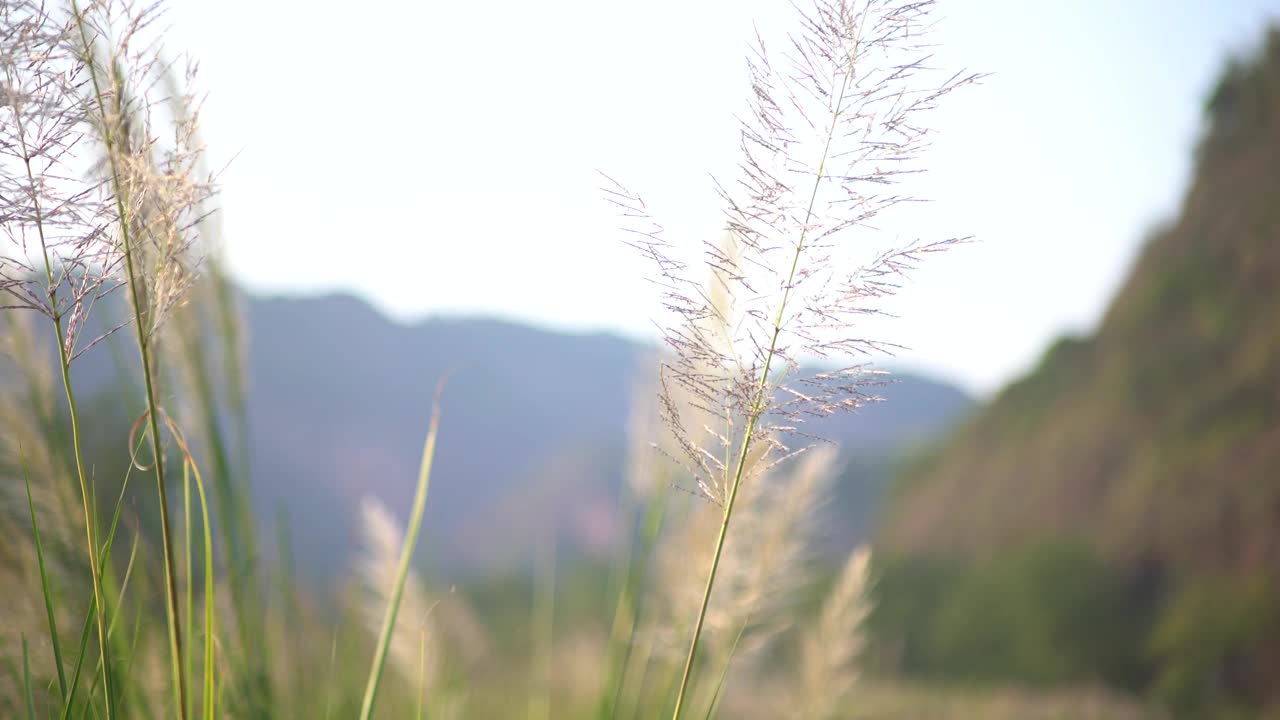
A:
[167, 419, 220, 720]
[358, 377, 447, 720]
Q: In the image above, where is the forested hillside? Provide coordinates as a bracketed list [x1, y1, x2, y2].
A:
[875, 28, 1280, 716]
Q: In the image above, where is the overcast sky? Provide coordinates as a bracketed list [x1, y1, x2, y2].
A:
[162, 0, 1279, 394]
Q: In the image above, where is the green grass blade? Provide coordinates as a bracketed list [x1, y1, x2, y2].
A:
[162, 422, 222, 720]
[176, 302, 269, 715]
[184, 462, 194, 720]
[22, 634, 38, 720]
[63, 429, 147, 720]
[106, 535, 141, 640]
[102, 431, 146, 563]
[22, 448, 68, 701]
[61, 599, 95, 720]
[85, 653, 102, 716]
[701, 620, 747, 720]
[70, 5, 191, 712]
[190, 456, 218, 720]
[603, 483, 671, 719]
[357, 379, 446, 720]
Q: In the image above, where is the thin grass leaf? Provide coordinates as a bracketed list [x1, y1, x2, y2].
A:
[197, 460, 217, 720]
[124, 596, 149, 720]
[105, 535, 140, 640]
[702, 622, 747, 720]
[63, 429, 146, 720]
[22, 634, 38, 720]
[357, 377, 447, 720]
[167, 419, 219, 720]
[603, 481, 672, 720]
[184, 459, 194, 720]
[62, 429, 144, 695]
[61, 601, 95, 720]
[87, 531, 141, 719]
[22, 447, 68, 701]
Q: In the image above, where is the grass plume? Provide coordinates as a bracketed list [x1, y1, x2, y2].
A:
[604, 1, 981, 715]
[796, 545, 873, 719]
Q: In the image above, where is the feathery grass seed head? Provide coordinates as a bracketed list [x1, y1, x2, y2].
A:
[605, 0, 983, 502]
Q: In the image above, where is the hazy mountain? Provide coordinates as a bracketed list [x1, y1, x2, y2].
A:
[235, 293, 972, 579]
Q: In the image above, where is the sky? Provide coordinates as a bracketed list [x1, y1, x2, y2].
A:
[161, 0, 1280, 395]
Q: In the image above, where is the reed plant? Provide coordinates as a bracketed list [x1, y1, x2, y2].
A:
[603, 0, 979, 716]
[1, 1, 267, 716]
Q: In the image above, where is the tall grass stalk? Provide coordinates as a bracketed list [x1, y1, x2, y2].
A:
[604, 3, 980, 717]
[163, 62, 267, 708]
[1, 30, 121, 698]
[69, 1, 216, 714]
[57, 429, 147, 720]
[357, 379, 446, 720]
[668, 53, 859, 716]
[76, 45, 187, 720]
[669, 410, 764, 718]
[26, 102, 120, 720]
